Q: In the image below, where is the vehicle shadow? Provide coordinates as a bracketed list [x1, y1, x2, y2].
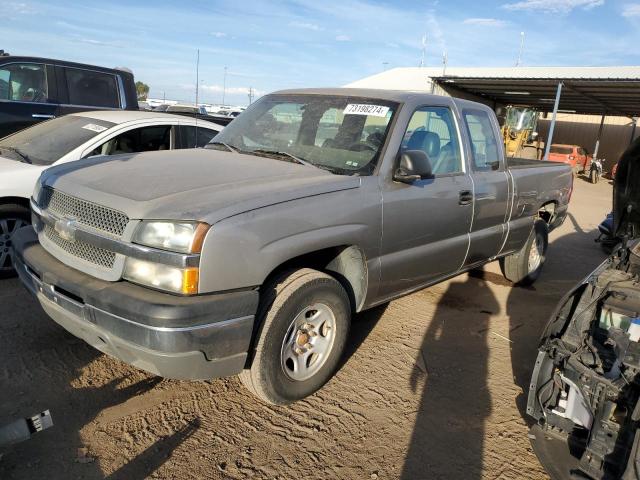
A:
[401, 271, 498, 479]
[104, 418, 200, 480]
[0, 278, 190, 479]
[338, 302, 389, 371]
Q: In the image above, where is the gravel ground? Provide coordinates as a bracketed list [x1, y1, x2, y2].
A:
[0, 178, 613, 480]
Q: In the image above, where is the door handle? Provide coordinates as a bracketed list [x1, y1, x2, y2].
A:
[32, 114, 55, 119]
[459, 190, 473, 205]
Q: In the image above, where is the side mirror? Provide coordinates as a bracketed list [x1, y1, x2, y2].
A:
[394, 150, 433, 183]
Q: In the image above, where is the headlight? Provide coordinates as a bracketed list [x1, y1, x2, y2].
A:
[32, 179, 42, 205]
[132, 221, 209, 253]
[123, 258, 199, 295]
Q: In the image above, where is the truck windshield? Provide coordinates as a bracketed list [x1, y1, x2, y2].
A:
[0, 115, 115, 165]
[209, 94, 398, 175]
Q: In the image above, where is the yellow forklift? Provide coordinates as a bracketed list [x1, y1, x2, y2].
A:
[501, 106, 541, 159]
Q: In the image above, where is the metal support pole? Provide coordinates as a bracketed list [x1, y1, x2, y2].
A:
[593, 113, 606, 159]
[543, 82, 563, 161]
[630, 119, 637, 145]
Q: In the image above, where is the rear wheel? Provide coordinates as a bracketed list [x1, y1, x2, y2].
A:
[240, 268, 351, 405]
[0, 204, 30, 279]
[500, 219, 548, 286]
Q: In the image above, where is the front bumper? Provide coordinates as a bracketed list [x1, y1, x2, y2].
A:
[13, 227, 259, 380]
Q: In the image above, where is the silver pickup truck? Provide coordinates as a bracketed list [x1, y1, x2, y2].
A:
[13, 88, 573, 404]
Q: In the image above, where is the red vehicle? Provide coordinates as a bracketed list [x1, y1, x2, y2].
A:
[548, 144, 592, 173]
[611, 162, 618, 179]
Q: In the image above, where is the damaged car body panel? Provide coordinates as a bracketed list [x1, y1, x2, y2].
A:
[528, 137, 640, 480]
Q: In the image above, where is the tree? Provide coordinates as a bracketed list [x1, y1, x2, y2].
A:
[135, 81, 150, 101]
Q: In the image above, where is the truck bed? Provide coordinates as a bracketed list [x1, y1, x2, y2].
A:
[506, 157, 568, 169]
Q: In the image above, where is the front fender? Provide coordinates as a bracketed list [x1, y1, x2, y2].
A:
[198, 186, 381, 294]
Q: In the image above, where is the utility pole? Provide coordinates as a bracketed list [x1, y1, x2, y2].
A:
[248, 87, 254, 105]
[195, 49, 200, 107]
[222, 66, 228, 106]
[515, 32, 525, 67]
[442, 51, 448, 76]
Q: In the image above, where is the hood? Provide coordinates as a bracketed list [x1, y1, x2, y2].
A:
[41, 148, 361, 223]
[0, 154, 33, 173]
[613, 136, 640, 238]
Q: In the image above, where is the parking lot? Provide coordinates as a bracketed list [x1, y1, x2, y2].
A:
[0, 177, 611, 480]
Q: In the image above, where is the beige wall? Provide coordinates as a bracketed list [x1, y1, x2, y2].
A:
[537, 113, 637, 171]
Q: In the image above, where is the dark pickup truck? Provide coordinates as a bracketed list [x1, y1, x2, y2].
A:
[14, 88, 573, 404]
[0, 54, 137, 138]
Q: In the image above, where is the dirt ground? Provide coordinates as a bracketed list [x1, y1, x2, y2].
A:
[0, 178, 613, 480]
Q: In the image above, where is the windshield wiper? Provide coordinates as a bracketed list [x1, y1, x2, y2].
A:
[207, 141, 239, 153]
[250, 149, 314, 167]
[0, 147, 32, 164]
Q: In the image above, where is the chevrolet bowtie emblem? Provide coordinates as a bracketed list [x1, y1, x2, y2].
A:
[54, 218, 78, 242]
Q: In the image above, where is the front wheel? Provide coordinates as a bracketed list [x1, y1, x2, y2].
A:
[240, 268, 351, 405]
[0, 204, 31, 279]
[590, 168, 599, 184]
[500, 219, 549, 286]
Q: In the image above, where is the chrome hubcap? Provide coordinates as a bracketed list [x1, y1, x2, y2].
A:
[280, 303, 336, 381]
[0, 217, 28, 271]
[528, 233, 543, 272]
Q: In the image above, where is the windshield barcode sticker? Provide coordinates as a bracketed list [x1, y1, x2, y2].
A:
[82, 124, 108, 133]
[343, 104, 390, 117]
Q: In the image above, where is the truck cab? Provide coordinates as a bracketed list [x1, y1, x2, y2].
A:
[0, 55, 137, 138]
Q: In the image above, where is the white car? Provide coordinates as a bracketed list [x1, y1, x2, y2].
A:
[0, 110, 222, 277]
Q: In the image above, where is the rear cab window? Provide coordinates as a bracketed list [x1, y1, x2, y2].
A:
[64, 67, 120, 108]
[550, 146, 573, 155]
[462, 109, 502, 171]
[0, 63, 49, 103]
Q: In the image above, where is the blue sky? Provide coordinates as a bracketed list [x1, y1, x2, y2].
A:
[2, 0, 640, 106]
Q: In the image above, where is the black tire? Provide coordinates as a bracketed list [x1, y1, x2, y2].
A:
[0, 203, 31, 279]
[500, 219, 548, 286]
[240, 268, 351, 405]
[590, 169, 599, 184]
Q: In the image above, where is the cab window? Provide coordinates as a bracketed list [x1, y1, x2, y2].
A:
[401, 106, 463, 175]
[88, 125, 172, 157]
[64, 68, 119, 108]
[462, 109, 500, 171]
[180, 126, 218, 148]
[0, 63, 49, 103]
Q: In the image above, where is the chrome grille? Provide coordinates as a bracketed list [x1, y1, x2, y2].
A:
[41, 187, 129, 237]
[44, 225, 116, 268]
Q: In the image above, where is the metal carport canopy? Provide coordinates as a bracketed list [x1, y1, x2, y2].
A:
[430, 66, 640, 118]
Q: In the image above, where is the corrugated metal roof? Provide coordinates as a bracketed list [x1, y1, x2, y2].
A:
[346, 67, 640, 117]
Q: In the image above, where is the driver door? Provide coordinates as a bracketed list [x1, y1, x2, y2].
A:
[379, 105, 473, 298]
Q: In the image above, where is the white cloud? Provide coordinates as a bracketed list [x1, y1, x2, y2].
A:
[289, 21, 322, 31]
[463, 18, 508, 26]
[502, 0, 604, 13]
[622, 3, 640, 17]
[210, 31, 227, 38]
[2, 1, 35, 14]
[335, 34, 351, 41]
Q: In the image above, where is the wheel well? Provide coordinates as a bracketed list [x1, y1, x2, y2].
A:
[0, 197, 30, 210]
[537, 201, 557, 225]
[262, 245, 367, 313]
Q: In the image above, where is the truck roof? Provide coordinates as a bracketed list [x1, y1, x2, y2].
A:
[271, 87, 446, 104]
[0, 55, 133, 75]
